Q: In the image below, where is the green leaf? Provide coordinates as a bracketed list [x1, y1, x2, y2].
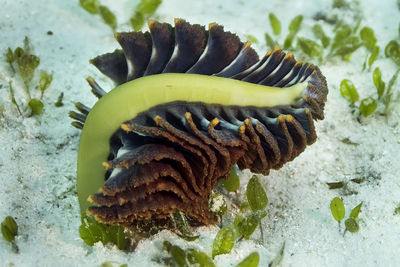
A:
[385, 40, 400, 66]
[220, 167, 240, 192]
[350, 202, 363, 219]
[1, 216, 18, 243]
[130, 11, 145, 31]
[169, 245, 188, 267]
[269, 13, 281, 35]
[8, 81, 22, 115]
[288, 15, 303, 33]
[79, 214, 129, 250]
[359, 97, 377, 117]
[245, 34, 259, 44]
[345, 217, 359, 233]
[212, 227, 235, 258]
[331, 36, 362, 58]
[5, 47, 14, 64]
[332, 0, 347, 8]
[16, 48, 40, 92]
[269, 242, 285, 267]
[136, 0, 162, 15]
[368, 46, 379, 68]
[331, 26, 351, 51]
[283, 32, 295, 50]
[297, 37, 323, 58]
[236, 252, 259, 267]
[330, 197, 345, 222]
[186, 248, 216, 267]
[373, 67, 386, 99]
[265, 32, 276, 49]
[28, 98, 44, 115]
[312, 24, 330, 48]
[235, 210, 266, 240]
[360, 27, 377, 51]
[55, 92, 64, 107]
[383, 69, 400, 115]
[340, 79, 359, 103]
[79, 0, 99, 14]
[99, 5, 117, 31]
[131, 0, 162, 31]
[246, 175, 268, 211]
[39, 70, 53, 98]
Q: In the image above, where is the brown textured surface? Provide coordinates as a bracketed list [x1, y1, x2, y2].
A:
[72, 19, 329, 230]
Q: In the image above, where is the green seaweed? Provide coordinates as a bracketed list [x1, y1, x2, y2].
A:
[360, 27, 377, 51]
[130, 0, 162, 31]
[283, 15, 303, 50]
[1, 216, 19, 253]
[79, 213, 129, 250]
[55, 92, 64, 107]
[28, 98, 44, 115]
[312, 24, 330, 48]
[269, 13, 281, 35]
[340, 79, 359, 103]
[186, 248, 215, 267]
[220, 167, 240, 192]
[8, 81, 22, 115]
[212, 226, 235, 258]
[79, 0, 99, 14]
[246, 175, 268, 211]
[236, 252, 259, 267]
[245, 34, 259, 44]
[372, 67, 385, 99]
[330, 197, 345, 222]
[39, 70, 53, 99]
[385, 40, 400, 66]
[297, 37, 323, 59]
[99, 5, 117, 31]
[264, 32, 276, 49]
[234, 210, 266, 240]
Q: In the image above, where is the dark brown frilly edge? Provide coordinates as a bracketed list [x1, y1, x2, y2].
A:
[70, 19, 328, 228]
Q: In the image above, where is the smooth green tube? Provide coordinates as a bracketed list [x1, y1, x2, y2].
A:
[77, 73, 307, 211]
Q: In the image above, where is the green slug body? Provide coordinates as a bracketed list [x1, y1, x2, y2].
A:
[71, 19, 328, 227]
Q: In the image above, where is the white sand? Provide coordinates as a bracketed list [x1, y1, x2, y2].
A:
[1, 0, 399, 266]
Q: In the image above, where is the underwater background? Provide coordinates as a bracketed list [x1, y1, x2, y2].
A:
[0, 0, 400, 266]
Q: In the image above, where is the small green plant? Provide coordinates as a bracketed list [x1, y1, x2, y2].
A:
[100, 262, 127, 267]
[130, 0, 162, 31]
[264, 14, 303, 50]
[212, 226, 235, 258]
[330, 197, 345, 230]
[330, 198, 363, 235]
[79, 213, 130, 250]
[161, 240, 216, 267]
[160, 239, 260, 267]
[1, 216, 19, 253]
[55, 92, 64, 107]
[312, 24, 330, 48]
[394, 204, 400, 215]
[340, 79, 359, 103]
[246, 175, 268, 211]
[284, 15, 303, 50]
[269, 242, 285, 267]
[268, 13, 281, 35]
[245, 34, 259, 44]
[385, 40, 400, 66]
[220, 167, 240, 192]
[236, 252, 260, 267]
[79, 0, 117, 31]
[5, 37, 52, 116]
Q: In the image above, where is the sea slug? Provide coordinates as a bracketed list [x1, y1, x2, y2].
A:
[70, 19, 328, 229]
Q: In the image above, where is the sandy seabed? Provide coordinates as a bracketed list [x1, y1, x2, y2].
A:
[1, 0, 400, 266]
